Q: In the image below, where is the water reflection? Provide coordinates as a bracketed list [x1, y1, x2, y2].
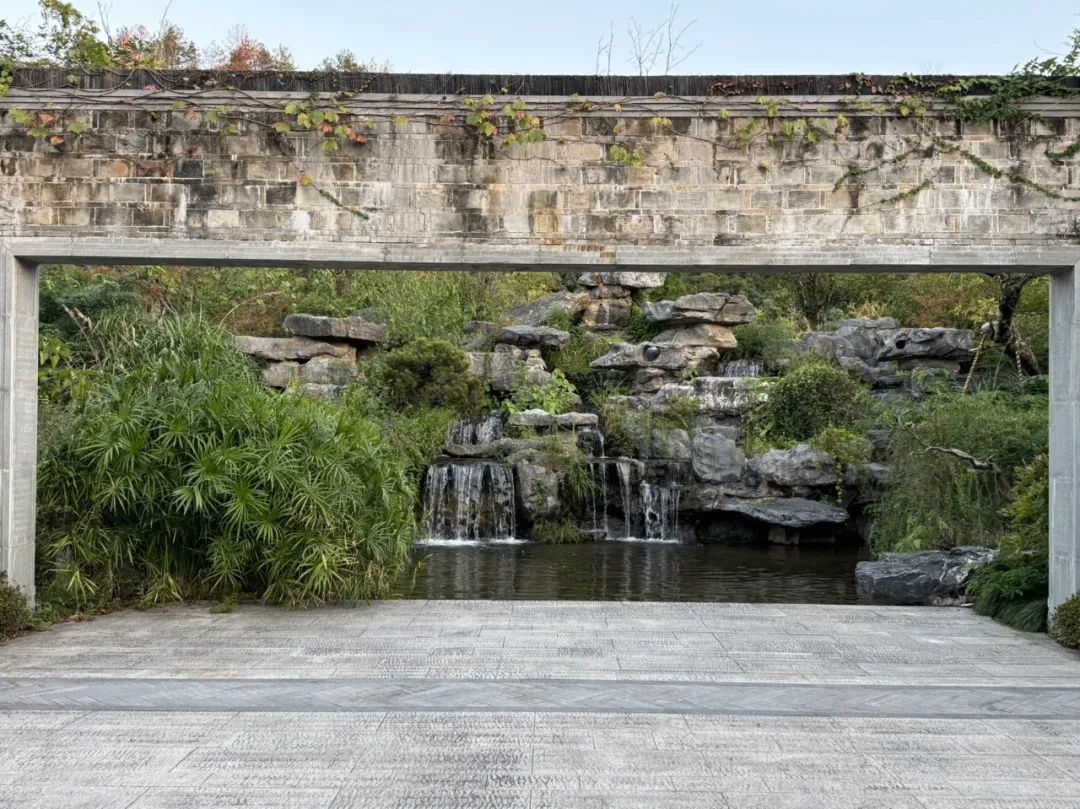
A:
[398, 541, 870, 604]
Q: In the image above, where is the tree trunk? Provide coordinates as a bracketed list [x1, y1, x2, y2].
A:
[983, 274, 1041, 376]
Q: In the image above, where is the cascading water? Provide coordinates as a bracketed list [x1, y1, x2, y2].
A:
[641, 482, 682, 542]
[422, 461, 516, 542]
[447, 413, 503, 445]
[719, 359, 765, 378]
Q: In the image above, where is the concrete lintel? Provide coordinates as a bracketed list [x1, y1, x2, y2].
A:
[3, 237, 1076, 273]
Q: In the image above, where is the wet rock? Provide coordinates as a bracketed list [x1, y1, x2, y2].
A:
[643, 293, 757, 326]
[691, 430, 746, 483]
[260, 361, 299, 388]
[748, 444, 837, 489]
[282, 314, 387, 344]
[513, 457, 561, 521]
[231, 335, 355, 362]
[855, 547, 998, 606]
[507, 290, 590, 326]
[496, 325, 572, 350]
[639, 428, 693, 461]
[578, 271, 667, 288]
[719, 497, 849, 528]
[299, 355, 356, 386]
[654, 324, 738, 349]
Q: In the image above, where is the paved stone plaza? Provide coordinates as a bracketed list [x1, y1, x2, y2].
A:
[1, 601, 1080, 808]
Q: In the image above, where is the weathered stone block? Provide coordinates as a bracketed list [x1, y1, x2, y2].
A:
[282, 314, 387, 344]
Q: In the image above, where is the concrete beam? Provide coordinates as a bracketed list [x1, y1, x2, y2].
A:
[1050, 264, 1080, 613]
[0, 248, 37, 605]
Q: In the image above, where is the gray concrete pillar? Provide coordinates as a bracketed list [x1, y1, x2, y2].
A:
[1050, 263, 1080, 612]
[0, 247, 38, 605]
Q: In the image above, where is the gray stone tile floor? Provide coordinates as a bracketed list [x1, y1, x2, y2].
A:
[0, 601, 1079, 807]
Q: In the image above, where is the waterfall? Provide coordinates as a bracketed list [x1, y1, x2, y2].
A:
[616, 459, 638, 540]
[719, 359, 765, 377]
[641, 483, 681, 542]
[447, 413, 503, 446]
[422, 461, 516, 543]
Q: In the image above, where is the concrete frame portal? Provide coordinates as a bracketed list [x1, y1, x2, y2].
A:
[1, 237, 1078, 610]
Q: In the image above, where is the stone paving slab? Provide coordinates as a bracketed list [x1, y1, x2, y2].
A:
[2, 601, 1080, 807]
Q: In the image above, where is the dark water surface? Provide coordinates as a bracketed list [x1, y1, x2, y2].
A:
[398, 541, 871, 603]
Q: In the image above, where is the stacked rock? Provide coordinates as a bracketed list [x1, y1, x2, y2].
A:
[465, 324, 572, 394]
[577, 272, 667, 331]
[591, 292, 757, 392]
[232, 313, 386, 398]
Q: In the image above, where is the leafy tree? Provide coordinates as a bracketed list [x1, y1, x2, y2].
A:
[374, 338, 485, 414]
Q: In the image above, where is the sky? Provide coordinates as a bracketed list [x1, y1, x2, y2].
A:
[3, 0, 1079, 74]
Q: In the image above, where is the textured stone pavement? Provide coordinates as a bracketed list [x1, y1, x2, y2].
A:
[1, 601, 1080, 808]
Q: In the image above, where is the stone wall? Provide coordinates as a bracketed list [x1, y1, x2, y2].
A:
[1, 74, 1079, 268]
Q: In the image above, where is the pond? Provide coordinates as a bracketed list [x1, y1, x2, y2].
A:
[397, 540, 871, 603]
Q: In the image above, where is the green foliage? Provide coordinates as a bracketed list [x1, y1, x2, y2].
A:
[1, 0, 112, 68]
[532, 519, 590, 544]
[0, 579, 32, 641]
[374, 338, 484, 414]
[871, 392, 1048, 554]
[999, 454, 1049, 559]
[748, 360, 866, 447]
[546, 329, 611, 394]
[1050, 595, 1080, 649]
[622, 307, 663, 343]
[506, 369, 580, 415]
[810, 426, 871, 468]
[966, 556, 1049, 632]
[731, 317, 800, 366]
[37, 313, 418, 608]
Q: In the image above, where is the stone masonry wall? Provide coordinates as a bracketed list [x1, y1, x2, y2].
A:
[1, 80, 1080, 264]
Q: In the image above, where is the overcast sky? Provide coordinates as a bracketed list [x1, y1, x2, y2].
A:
[4, 0, 1078, 74]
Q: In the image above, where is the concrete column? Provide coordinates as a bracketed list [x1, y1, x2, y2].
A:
[0, 247, 38, 605]
[1050, 263, 1080, 612]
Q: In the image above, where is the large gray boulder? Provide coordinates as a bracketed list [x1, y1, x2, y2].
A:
[719, 497, 849, 528]
[496, 325, 571, 350]
[691, 430, 746, 483]
[643, 293, 757, 326]
[749, 444, 837, 489]
[639, 428, 693, 461]
[260, 361, 299, 388]
[506, 290, 590, 327]
[282, 314, 387, 344]
[231, 335, 355, 362]
[876, 328, 975, 362]
[855, 547, 998, 606]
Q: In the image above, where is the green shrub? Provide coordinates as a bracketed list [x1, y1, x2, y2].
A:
[1050, 595, 1080, 648]
[966, 556, 1049, 632]
[810, 426, 872, 468]
[506, 369, 580, 415]
[1000, 454, 1049, 558]
[547, 329, 611, 394]
[870, 391, 1048, 554]
[622, 306, 663, 343]
[747, 360, 866, 446]
[37, 313, 418, 608]
[374, 338, 485, 414]
[731, 317, 800, 366]
[0, 580, 32, 641]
